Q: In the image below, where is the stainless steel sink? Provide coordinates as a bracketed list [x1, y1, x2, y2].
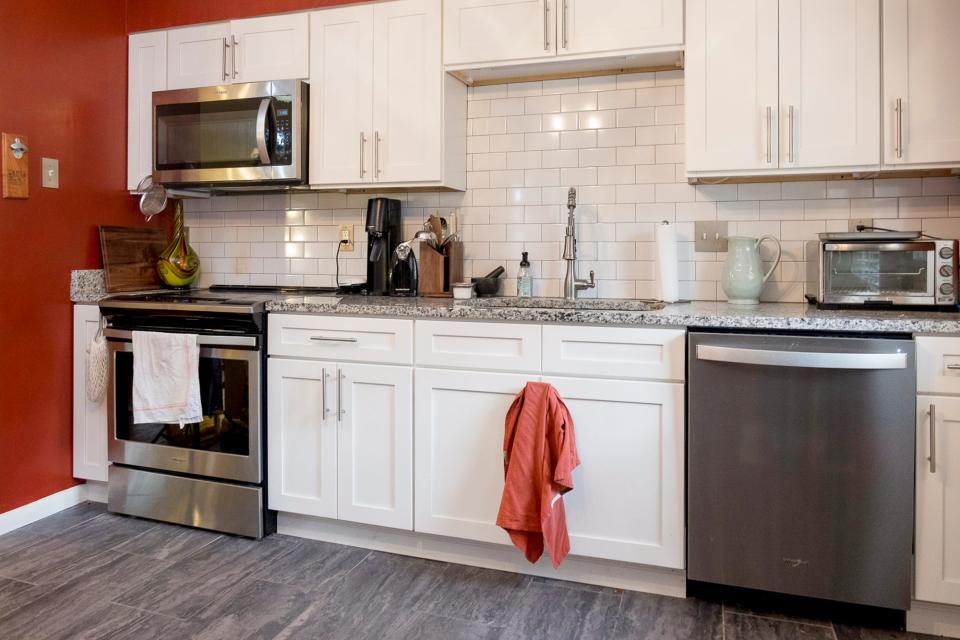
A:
[461, 297, 666, 312]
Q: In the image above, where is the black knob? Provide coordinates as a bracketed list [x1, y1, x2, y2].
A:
[940, 283, 955, 295]
[941, 265, 954, 278]
[940, 247, 955, 260]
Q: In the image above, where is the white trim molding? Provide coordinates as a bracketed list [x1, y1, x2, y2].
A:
[908, 600, 960, 639]
[0, 482, 108, 536]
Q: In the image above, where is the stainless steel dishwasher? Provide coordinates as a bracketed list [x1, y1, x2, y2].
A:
[687, 331, 916, 610]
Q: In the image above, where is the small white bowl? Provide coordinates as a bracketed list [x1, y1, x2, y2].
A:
[452, 282, 475, 299]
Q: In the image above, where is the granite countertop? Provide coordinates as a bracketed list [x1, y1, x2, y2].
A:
[71, 269, 960, 334]
[268, 295, 960, 334]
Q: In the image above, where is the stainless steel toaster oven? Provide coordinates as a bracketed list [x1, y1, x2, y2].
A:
[806, 232, 958, 309]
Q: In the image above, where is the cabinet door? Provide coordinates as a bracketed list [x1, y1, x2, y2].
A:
[166, 22, 231, 90]
[685, 0, 780, 172]
[372, 0, 443, 183]
[916, 396, 960, 605]
[337, 363, 413, 530]
[443, 0, 556, 66]
[883, 0, 960, 166]
[545, 376, 685, 568]
[778, 0, 880, 169]
[73, 305, 108, 482]
[414, 368, 536, 544]
[309, 6, 374, 185]
[559, 0, 682, 56]
[267, 358, 337, 518]
[127, 32, 166, 191]
[232, 13, 309, 83]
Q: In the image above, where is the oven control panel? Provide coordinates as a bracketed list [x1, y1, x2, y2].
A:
[935, 240, 959, 305]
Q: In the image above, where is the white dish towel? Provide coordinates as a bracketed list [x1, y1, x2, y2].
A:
[132, 331, 203, 425]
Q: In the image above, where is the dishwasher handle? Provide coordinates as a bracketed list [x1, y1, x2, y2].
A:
[696, 344, 908, 370]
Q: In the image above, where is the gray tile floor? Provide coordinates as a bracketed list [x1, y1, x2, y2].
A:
[0, 502, 945, 640]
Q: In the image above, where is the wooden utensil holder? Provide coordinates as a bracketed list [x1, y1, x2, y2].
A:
[419, 241, 463, 298]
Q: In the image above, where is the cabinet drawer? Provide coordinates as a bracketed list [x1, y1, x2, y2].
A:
[542, 325, 685, 381]
[268, 314, 413, 364]
[918, 336, 960, 395]
[415, 320, 541, 372]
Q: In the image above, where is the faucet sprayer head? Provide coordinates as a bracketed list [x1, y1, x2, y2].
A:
[567, 187, 577, 210]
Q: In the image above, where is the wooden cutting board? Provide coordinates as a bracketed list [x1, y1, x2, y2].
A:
[99, 226, 166, 292]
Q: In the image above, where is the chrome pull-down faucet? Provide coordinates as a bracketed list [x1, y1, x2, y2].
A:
[563, 187, 596, 300]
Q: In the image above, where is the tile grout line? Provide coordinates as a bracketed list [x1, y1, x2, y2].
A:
[724, 608, 835, 630]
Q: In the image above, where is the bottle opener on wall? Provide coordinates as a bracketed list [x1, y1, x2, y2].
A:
[2, 132, 28, 199]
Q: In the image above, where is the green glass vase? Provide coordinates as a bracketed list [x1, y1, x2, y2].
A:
[157, 199, 200, 289]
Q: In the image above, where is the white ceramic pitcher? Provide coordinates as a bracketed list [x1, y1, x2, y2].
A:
[721, 236, 782, 305]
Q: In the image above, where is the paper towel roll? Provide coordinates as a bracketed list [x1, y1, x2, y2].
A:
[655, 221, 679, 303]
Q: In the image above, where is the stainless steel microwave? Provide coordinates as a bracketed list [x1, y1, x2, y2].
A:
[805, 232, 958, 309]
[152, 80, 308, 187]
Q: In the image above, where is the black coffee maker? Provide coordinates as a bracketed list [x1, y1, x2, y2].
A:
[365, 198, 402, 295]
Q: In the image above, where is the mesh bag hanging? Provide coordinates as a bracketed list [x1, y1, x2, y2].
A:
[86, 317, 109, 403]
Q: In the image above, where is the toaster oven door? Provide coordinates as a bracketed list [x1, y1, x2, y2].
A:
[822, 242, 936, 305]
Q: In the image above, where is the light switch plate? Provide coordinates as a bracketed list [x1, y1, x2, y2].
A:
[695, 220, 729, 252]
[41, 157, 59, 189]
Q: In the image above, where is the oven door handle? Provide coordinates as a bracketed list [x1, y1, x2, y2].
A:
[104, 328, 258, 348]
[823, 242, 936, 252]
[255, 98, 273, 166]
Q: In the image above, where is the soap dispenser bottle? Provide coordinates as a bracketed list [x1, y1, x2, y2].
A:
[517, 251, 533, 298]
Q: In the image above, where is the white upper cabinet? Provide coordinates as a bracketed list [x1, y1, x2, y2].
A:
[443, 0, 682, 68]
[778, 0, 880, 169]
[558, 0, 683, 57]
[309, 6, 374, 184]
[686, 0, 779, 172]
[916, 396, 960, 606]
[231, 13, 310, 83]
[443, 0, 555, 66]
[166, 22, 232, 89]
[309, 0, 465, 189]
[883, 0, 960, 167]
[166, 14, 308, 90]
[372, 0, 443, 183]
[127, 31, 166, 190]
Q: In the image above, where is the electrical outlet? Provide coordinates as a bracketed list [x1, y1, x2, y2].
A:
[848, 218, 873, 232]
[338, 224, 354, 251]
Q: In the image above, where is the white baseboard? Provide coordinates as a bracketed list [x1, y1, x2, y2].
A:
[278, 512, 686, 597]
[0, 481, 109, 536]
[83, 481, 108, 504]
[908, 600, 960, 639]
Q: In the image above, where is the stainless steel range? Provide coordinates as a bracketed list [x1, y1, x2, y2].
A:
[99, 286, 333, 538]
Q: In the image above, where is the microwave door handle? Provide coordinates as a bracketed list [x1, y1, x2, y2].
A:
[255, 98, 272, 165]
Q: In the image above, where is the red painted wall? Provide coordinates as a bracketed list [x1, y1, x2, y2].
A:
[0, 0, 152, 512]
[125, 0, 365, 32]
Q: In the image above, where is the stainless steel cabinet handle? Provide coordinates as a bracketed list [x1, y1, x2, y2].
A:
[337, 371, 345, 421]
[232, 36, 239, 79]
[309, 336, 359, 343]
[360, 132, 367, 179]
[947, 364, 960, 370]
[321, 368, 329, 417]
[543, 0, 550, 51]
[374, 131, 382, 179]
[696, 344, 908, 370]
[562, 0, 568, 49]
[222, 38, 229, 81]
[788, 105, 795, 164]
[929, 403, 937, 474]
[765, 106, 772, 164]
[894, 98, 903, 159]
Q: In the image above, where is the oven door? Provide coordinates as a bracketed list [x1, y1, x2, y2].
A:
[152, 80, 305, 186]
[107, 332, 262, 484]
[822, 242, 937, 305]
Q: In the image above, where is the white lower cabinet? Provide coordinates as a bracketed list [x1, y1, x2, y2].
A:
[545, 376, 685, 569]
[414, 368, 532, 544]
[73, 305, 109, 482]
[916, 395, 960, 606]
[267, 357, 413, 529]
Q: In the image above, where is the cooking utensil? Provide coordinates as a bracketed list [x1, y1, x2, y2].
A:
[471, 265, 505, 297]
[135, 175, 168, 221]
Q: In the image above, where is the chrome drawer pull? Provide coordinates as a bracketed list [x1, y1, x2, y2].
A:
[321, 368, 329, 417]
[337, 371, 345, 421]
[946, 364, 960, 370]
[929, 403, 937, 474]
[309, 336, 358, 343]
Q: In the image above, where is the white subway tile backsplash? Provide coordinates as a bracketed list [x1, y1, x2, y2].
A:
[187, 73, 960, 301]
